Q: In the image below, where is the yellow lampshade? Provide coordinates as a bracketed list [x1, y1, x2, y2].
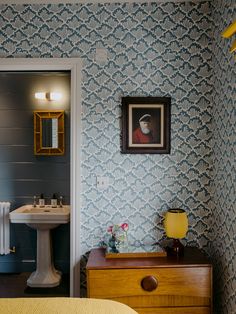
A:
[164, 209, 188, 239]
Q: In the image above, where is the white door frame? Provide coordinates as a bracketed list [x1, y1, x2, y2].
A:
[0, 58, 82, 297]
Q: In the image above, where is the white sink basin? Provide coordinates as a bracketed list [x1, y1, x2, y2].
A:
[9, 204, 70, 288]
[9, 205, 70, 224]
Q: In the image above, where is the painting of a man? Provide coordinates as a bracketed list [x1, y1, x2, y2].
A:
[121, 96, 171, 153]
[132, 114, 153, 144]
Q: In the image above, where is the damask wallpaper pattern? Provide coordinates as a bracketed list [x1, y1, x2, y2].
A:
[0, 1, 234, 311]
[0, 0, 213, 294]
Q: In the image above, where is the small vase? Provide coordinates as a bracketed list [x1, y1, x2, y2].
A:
[108, 235, 119, 253]
[115, 232, 129, 253]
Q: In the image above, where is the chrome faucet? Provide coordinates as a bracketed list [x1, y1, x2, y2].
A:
[59, 196, 63, 208]
[33, 195, 37, 207]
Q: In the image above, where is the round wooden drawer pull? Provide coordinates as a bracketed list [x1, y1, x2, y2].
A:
[141, 275, 158, 291]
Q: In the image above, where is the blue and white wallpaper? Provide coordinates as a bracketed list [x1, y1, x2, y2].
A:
[211, 1, 236, 313]
[0, 0, 235, 311]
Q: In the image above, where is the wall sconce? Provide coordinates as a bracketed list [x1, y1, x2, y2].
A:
[35, 92, 62, 101]
[222, 20, 236, 53]
[164, 209, 188, 256]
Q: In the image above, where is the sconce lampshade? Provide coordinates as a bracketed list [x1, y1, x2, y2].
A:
[164, 209, 188, 239]
[164, 209, 188, 256]
[35, 92, 62, 101]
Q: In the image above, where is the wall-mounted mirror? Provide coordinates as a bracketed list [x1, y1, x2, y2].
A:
[34, 110, 65, 155]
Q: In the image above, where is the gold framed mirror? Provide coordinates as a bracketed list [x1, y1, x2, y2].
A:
[34, 110, 65, 155]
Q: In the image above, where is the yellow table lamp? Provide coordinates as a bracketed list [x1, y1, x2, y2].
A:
[164, 209, 188, 255]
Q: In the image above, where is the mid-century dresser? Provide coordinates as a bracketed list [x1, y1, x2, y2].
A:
[86, 247, 212, 314]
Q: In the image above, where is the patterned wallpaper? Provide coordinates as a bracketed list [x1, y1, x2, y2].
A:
[80, 1, 213, 249]
[0, 0, 229, 304]
[79, 3, 213, 295]
[211, 1, 236, 313]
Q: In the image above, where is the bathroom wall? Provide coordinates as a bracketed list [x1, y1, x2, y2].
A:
[0, 72, 70, 272]
[211, 1, 236, 313]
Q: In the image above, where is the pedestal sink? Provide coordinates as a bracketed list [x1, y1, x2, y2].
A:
[9, 205, 70, 288]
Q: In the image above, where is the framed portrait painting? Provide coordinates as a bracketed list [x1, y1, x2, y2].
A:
[121, 97, 171, 154]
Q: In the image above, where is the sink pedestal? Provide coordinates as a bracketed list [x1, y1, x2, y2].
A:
[27, 224, 61, 288]
[9, 205, 70, 288]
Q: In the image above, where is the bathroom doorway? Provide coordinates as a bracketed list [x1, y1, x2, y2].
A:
[0, 58, 82, 297]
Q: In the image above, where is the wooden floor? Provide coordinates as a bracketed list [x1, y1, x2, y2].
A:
[0, 273, 70, 298]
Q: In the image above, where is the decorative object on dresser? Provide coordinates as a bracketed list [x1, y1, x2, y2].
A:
[101, 223, 166, 258]
[105, 223, 129, 253]
[86, 247, 212, 314]
[105, 243, 167, 259]
[164, 208, 188, 256]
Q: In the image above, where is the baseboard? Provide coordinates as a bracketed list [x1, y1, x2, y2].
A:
[0, 260, 69, 273]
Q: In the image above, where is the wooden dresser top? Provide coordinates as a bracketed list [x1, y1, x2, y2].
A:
[86, 247, 212, 270]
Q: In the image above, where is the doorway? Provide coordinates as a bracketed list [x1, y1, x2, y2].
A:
[0, 58, 82, 297]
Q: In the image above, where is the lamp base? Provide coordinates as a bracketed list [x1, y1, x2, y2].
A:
[166, 239, 185, 256]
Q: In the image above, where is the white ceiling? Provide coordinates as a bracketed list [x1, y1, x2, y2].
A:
[0, 0, 210, 4]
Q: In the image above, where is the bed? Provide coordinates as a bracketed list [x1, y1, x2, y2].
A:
[0, 297, 138, 314]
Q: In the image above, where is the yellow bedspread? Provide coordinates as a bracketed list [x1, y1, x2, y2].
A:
[0, 297, 138, 314]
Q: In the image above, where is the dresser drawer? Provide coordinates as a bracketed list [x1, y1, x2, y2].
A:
[135, 307, 210, 314]
[87, 267, 211, 308]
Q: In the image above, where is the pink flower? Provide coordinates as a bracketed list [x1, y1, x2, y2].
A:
[107, 226, 113, 233]
[120, 223, 129, 231]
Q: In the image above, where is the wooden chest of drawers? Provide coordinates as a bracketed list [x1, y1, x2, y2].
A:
[86, 247, 212, 314]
